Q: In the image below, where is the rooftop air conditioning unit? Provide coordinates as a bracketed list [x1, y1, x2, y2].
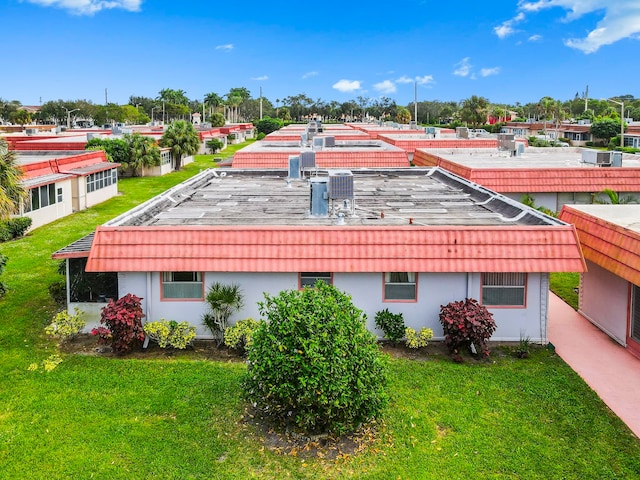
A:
[324, 136, 336, 147]
[300, 151, 316, 170]
[497, 133, 516, 151]
[312, 136, 325, 150]
[328, 170, 354, 200]
[25, 128, 37, 135]
[456, 127, 469, 139]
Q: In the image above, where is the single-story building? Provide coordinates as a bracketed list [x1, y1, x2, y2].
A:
[559, 205, 640, 359]
[53, 167, 585, 343]
[18, 150, 119, 229]
[413, 147, 640, 212]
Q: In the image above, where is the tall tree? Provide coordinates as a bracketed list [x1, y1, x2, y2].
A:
[157, 88, 189, 106]
[159, 120, 200, 170]
[0, 140, 27, 220]
[123, 133, 161, 176]
[459, 95, 489, 127]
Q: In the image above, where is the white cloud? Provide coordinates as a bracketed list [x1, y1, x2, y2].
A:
[215, 44, 234, 51]
[373, 80, 397, 94]
[332, 79, 361, 93]
[415, 75, 434, 85]
[396, 75, 414, 84]
[516, 1, 640, 53]
[395, 75, 434, 86]
[494, 12, 525, 39]
[302, 71, 318, 79]
[528, 34, 543, 42]
[453, 57, 472, 77]
[480, 67, 501, 77]
[251, 75, 268, 81]
[25, 0, 141, 15]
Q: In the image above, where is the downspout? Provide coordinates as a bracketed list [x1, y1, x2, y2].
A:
[143, 272, 152, 348]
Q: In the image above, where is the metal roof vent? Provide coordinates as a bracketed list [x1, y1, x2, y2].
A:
[288, 155, 300, 179]
[312, 136, 325, 151]
[324, 136, 336, 147]
[497, 133, 516, 151]
[456, 127, 469, 139]
[309, 177, 329, 217]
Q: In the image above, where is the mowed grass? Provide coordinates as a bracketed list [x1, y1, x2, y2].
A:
[550, 272, 580, 310]
[1, 146, 639, 479]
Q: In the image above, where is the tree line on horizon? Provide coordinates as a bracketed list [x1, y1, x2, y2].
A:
[1, 88, 638, 128]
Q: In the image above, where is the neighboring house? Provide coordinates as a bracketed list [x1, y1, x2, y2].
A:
[413, 147, 640, 212]
[559, 205, 640, 359]
[53, 167, 585, 343]
[18, 151, 119, 229]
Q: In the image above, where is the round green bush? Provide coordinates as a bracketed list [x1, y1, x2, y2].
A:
[243, 282, 388, 435]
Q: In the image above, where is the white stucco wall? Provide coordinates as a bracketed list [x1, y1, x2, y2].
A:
[26, 179, 73, 230]
[114, 270, 548, 342]
[86, 181, 118, 208]
[579, 260, 629, 345]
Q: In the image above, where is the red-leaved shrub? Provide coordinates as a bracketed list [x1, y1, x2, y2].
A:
[92, 293, 145, 354]
[438, 298, 496, 356]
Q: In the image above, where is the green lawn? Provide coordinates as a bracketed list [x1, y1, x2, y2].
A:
[1, 147, 639, 479]
[550, 272, 580, 310]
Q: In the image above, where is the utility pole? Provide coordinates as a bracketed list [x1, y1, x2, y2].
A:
[259, 86, 263, 120]
[584, 85, 589, 112]
[414, 80, 418, 123]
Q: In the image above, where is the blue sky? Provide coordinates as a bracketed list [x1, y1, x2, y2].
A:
[2, 0, 639, 107]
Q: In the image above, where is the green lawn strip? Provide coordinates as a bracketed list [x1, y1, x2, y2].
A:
[550, 272, 580, 310]
[1, 350, 639, 479]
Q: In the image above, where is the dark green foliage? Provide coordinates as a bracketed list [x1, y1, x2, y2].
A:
[439, 298, 496, 356]
[85, 137, 129, 164]
[48, 279, 67, 308]
[0, 254, 6, 297]
[0, 217, 32, 242]
[243, 282, 388, 435]
[209, 112, 225, 127]
[202, 282, 244, 345]
[206, 138, 224, 153]
[590, 118, 624, 144]
[256, 132, 266, 140]
[254, 116, 283, 135]
[374, 308, 406, 344]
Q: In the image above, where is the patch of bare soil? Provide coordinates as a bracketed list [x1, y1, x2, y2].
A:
[243, 408, 389, 460]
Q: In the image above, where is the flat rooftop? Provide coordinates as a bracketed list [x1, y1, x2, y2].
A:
[563, 204, 640, 233]
[105, 167, 564, 228]
[416, 147, 640, 169]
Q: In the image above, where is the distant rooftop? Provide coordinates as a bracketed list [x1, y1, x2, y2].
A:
[415, 147, 640, 169]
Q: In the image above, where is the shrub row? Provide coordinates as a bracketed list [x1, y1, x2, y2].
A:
[0, 217, 32, 242]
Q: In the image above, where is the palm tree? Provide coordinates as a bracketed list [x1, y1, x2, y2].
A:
[0, 140, 27, 220]
[202, 282, 244, 345]
[459, 95, 489, 128]
[124, 133, 161, 176]
[158, 121, 200, 171]
[596, 188, 638, 204]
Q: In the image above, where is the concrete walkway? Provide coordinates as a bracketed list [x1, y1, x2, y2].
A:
[548, 293, 640, 438]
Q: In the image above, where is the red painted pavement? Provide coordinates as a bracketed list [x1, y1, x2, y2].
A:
[548, 293, 640, 438]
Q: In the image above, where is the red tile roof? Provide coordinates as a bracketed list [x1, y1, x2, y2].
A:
[232, 150, 409, 168]
[413, 150, 640, 192]
[20, 151, 115, 180]
[84, 225, 585, 273]
[559, 206, 640, 285]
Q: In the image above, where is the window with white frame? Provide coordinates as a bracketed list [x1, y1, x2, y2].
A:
[299, 272, 333, 288]
[162, 272, 204, 299]
[384, 272, 416, 301]
[87, 169, 117, 193]
[25, 183, 57, 212]
[482, 273, 527, 306]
